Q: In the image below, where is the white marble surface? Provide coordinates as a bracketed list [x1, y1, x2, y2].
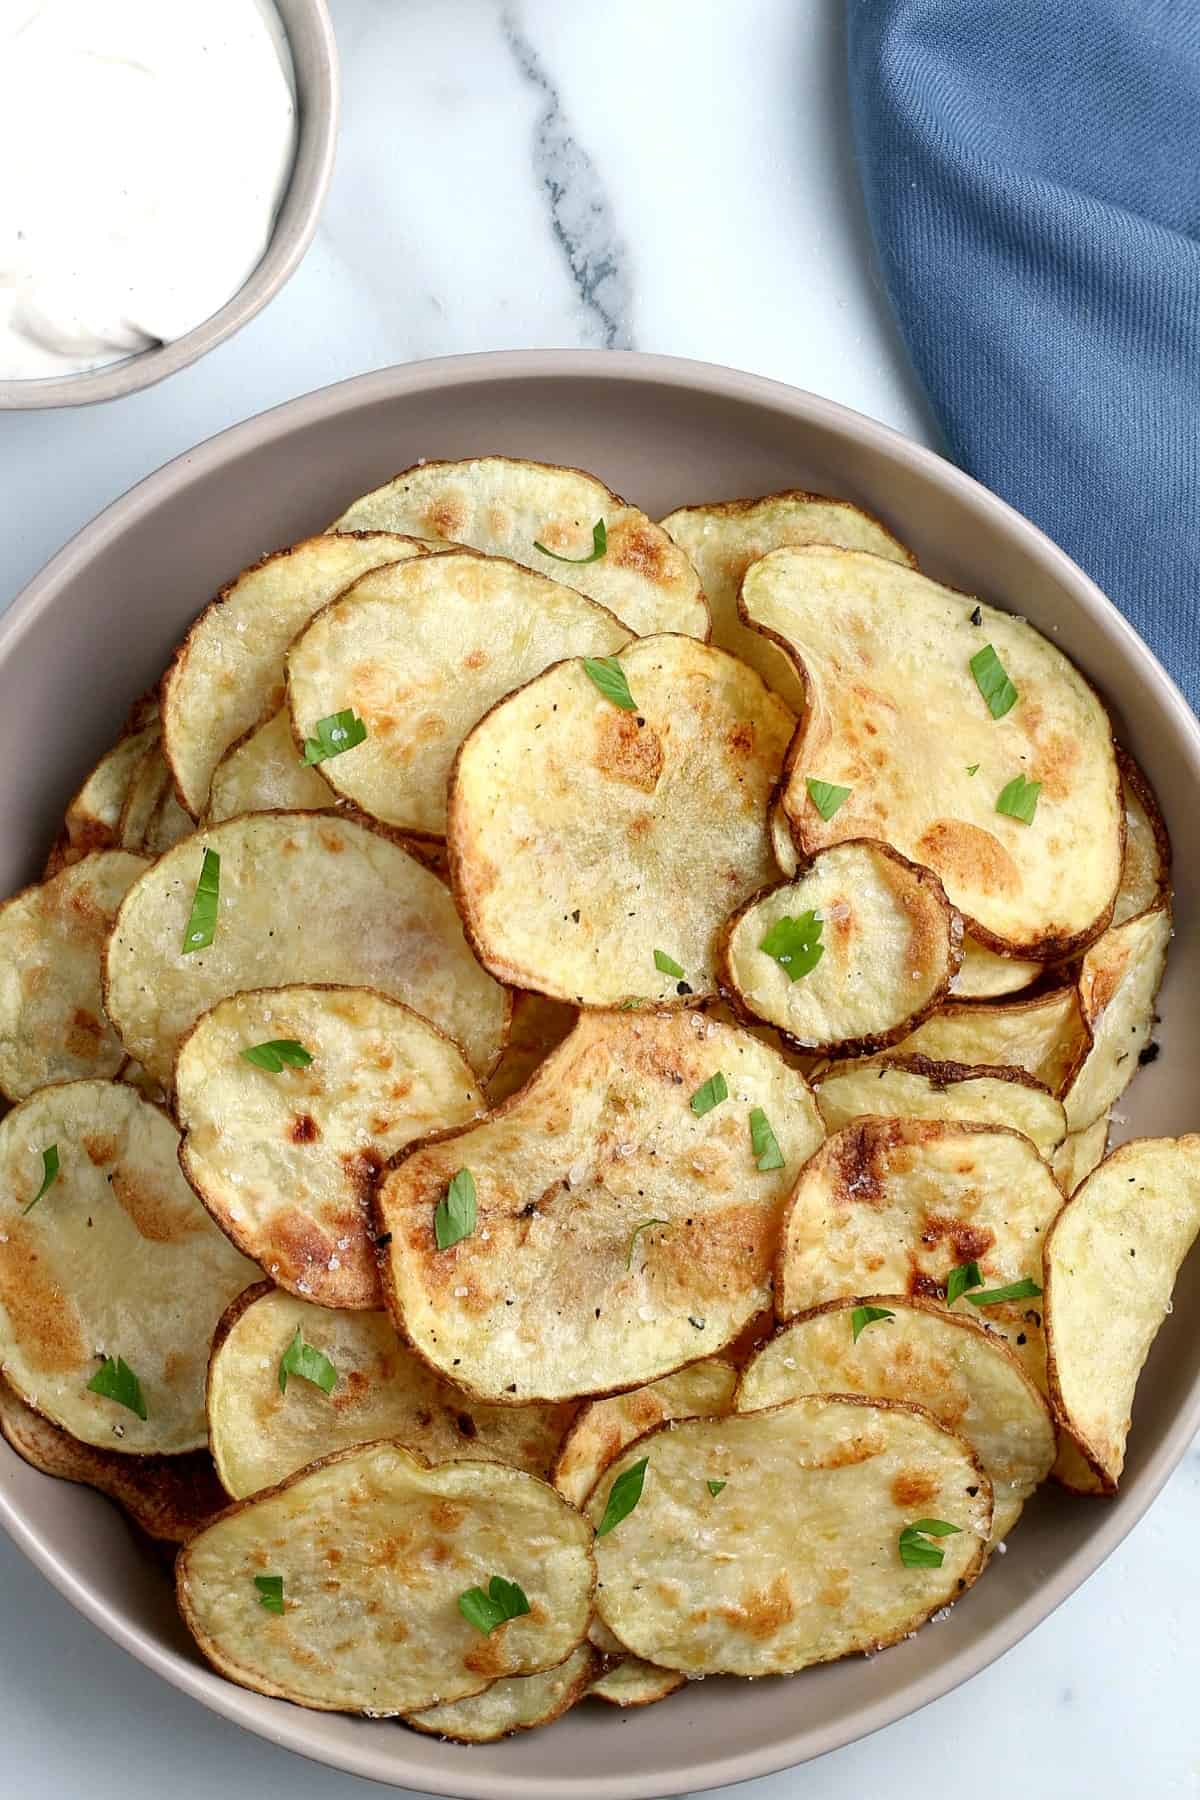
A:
[0, 2, 1196, 1796]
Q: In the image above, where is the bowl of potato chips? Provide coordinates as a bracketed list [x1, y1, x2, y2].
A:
[1, 350, 1198, 1798]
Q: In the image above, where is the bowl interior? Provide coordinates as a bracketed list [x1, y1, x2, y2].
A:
[2, 352, 1197, 1799]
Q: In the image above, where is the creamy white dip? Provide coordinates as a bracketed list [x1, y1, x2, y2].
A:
[0, 0, 297, 380]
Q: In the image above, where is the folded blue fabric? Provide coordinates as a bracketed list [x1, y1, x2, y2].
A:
[847, 0, 1200, 711]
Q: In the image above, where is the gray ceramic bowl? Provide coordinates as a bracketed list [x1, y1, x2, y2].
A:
[1, 350, 1197, 1797]
[0, 0, 338, 412]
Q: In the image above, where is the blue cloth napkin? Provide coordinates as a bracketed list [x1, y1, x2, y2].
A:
[847, 0, 1200, 712]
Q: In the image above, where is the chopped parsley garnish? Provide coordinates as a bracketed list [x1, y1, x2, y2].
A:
[181, 848, 220, 954]
[965, 763, 980, 777]
[278, 1327, 336, 1396]
[749, 1106, 785, 1171]
[617, 995, 646, 1010]
[806, 778, 851, 821]
[300, 708, 368, 765]
[654, 949, 685, 979]
[534, 519, 607, 564]
[458, 1574, 531, 1634]
[945, 1261, 983, 1306]
[596, 1456, 649, 1537]
[707, 1479, 727, 1498]
[626, 1217, 667, 1269]
[899, 1519, 961, 1568]
[240, 1039, 313, 1073]
[969, 645, 1018, 719]
[851, 1304, 895, 1342]
[996, 773, 1041, 824]
[254, 1575, 285, 1614]
[22, 1144, 59, 1215]
[690, 1071, 728, 1116]
[435, 1168, 477, 1250]
[87, 1355, 147, 1420]
[582, 655, 636, 711]
[759, 909, 824, 980]
[966, 1277, 1043, 1307]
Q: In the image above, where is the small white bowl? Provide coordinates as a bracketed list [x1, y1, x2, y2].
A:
[0, 0, 338, 412]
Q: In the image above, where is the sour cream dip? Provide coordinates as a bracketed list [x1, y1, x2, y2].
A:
[0, 0, 297, 381]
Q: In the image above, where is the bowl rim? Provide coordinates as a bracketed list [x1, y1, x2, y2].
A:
[2, 348, 1199, 1797]
[0, 0, 339, 413]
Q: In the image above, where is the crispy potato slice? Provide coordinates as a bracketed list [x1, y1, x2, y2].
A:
[207, 708, 334, 822]
[207, 1286, 574, 1499]
[588, 1657, 685, 1707]
[332, 458, 708, 640]
[743, 547, 1122, 956]
[589, 1398, 990, 1675]
[951, 937, 1043, 999]
[0, 1376, 226, 1543]
[776, 1118, 1063, 1388]
[1060, 904, 1170, 1134]
[177, 987, 483, 1309]
[146, 780, 193, 854]
[659, 489, 914, 709]
[0, 850, 147, 1101]
[1052, 1111, 1109, 1195]
[287, 552, 633, 835]
[485, 992, 578, 1108]
[177, 1442, 595, 1715]
[377, 1010, 824, 1402]
[103, 812, 508, 1086]
[891, 986, 1088, 1096]
[449, 637, 794, 1006]
[162, 534, 428, 817]
[1114, 749, 1170, 926]
[718, 842, 960, 1054]
[0, 1081, 257, 1453]
[118, 741, 176, 852]
[1045, 1136, 1200, 1489]
[553, 1358, 738, 1509]
[46, 712, 160, 872]
[737, 1300, 1054, 1540]
[407, 1643, 599, 1741]
[769, 794, 799, 878]
[813, 1055, 1067, 1159]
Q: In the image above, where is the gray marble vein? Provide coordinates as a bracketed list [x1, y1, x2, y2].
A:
[500, 6, 634, 349]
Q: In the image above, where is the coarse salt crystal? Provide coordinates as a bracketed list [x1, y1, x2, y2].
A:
[454, 1285, 469, 1299]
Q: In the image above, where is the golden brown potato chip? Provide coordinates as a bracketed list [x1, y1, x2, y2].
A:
[177, 986, 483, 1309]
[377, 1010, 824, 1403]
[207, 708, 335, 822]
[950, 937, 1043, 999]
[332, 457, 708, 640]
[589, 1398, 991, 1675]
[0, 1080, 257, 1453]
[46, 709, 159, 872]
[776, 1118, 1063, 1388]
[287, 551, 633, 835]
[1045, 1136, 1200, 1490]
[207, 1286, 573, 1499]
[485, 991, 578, 1108]
[449, 637, 794, 1006]
[718, 842, 960, 1054]
[1060, 904, 1170, 1134]
[737, 1300, 1054, 1540]
[146, 779, 194, 854]
[118, 741, 174, 851]
[812, 1055, 1067, 1159]
[659, 489, 914, 709]
[1051, 1111, 1109, 1195]
[0, 1376, 226, 1543]
[177, 1442, 595, 1714]
[743, 547, 1122, 956]
[406, 1643, 599, 1742]
[162, 534, 428, 817]
[104, 812, 509, 1086]
[587, 1658, 685, 1707]
[891, 986, 1088, 1096]
[1114, 748, 1170, 926]
[0, 850, 148, 1101]
[553, 1358, 737, 1510]
[769, 793, 799, 878]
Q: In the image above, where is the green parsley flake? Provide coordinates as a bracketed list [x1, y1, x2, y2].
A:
[966, 763, 980, 777]
[851, 1304, 895, 1343]
[254, 1574, 285, 1614]
[759, 909, 824, 980]
[690, 1071, 728, 1116]
[898, 1519, 961, 1568]
[582, 655, 636, 711]
[87, 1355, 147, 1421]
[301, 708, 368, 766]
[966, 1277, 1043, 1307]
[626, 1217, 667, 1270]
[969, 644, 1018, 719]
[240, 1039, 313, 1073]
[945, 1261, 983, 1306]
[278, 1327, 336, 1396]
[534, 519, 607, 564]
[806, 778, 852, 821]
[706, 1479, 727, 1498]
[435, 1168, 477, 1250]
[181, 848, 220, 954]
[458, 1575, 532, 1634]
[749, 1106, 785, 1171]
[996, 772, 1041, 824]
[596, 1456, 649, 1537]
[22, 1144, 59, 1215]
[653, 949, 685, 979]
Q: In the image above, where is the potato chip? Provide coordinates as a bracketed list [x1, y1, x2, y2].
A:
[743, 547, 1122, 956]
[377, 1010, 824, 1402]
[45, 709, 159, 872]
[1045, 1136, 1200, 1489]
[589, 1398, 991, 1675]
[0, 1080, 257, 1453]
[718, 842, 959, 1054]
[449, 637, 795, 1005]
[118, 741, 174, 851]
[0, 1376, 226, 1543]
[769, 794, 799, 878]
[207, 708, 334, 822]
[332, 457, 708, 640]
[552, 1357, 738, 1509]
[1060, 904, 1170, 1134]
[737, 1300, 1054, 1540]
[162, 534, 428, 817]
[951, 936, 1043, 999]
[1113, 749, 1170, 926]
[177, 1442, 595, 1715]
[812, 1055, 1067, 1160]
[587, 1657, 685, 1707]
[660, 489, 914, 709]
[177, 986, 484, 1308]
[287, 550, 632, 836]
[407, 1643, 599, 1742]
[0, 849, 147, 1101]
[485, 991, 578, 1108]
[145, 780, 194, 854]
[776, 1118, 1063, 1388]
[104, 811, 509, 1086]
[891, 986, 1088, 1096]
[207, 1286, 574, 1499]
[1051, 1111, 1109, 1195]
